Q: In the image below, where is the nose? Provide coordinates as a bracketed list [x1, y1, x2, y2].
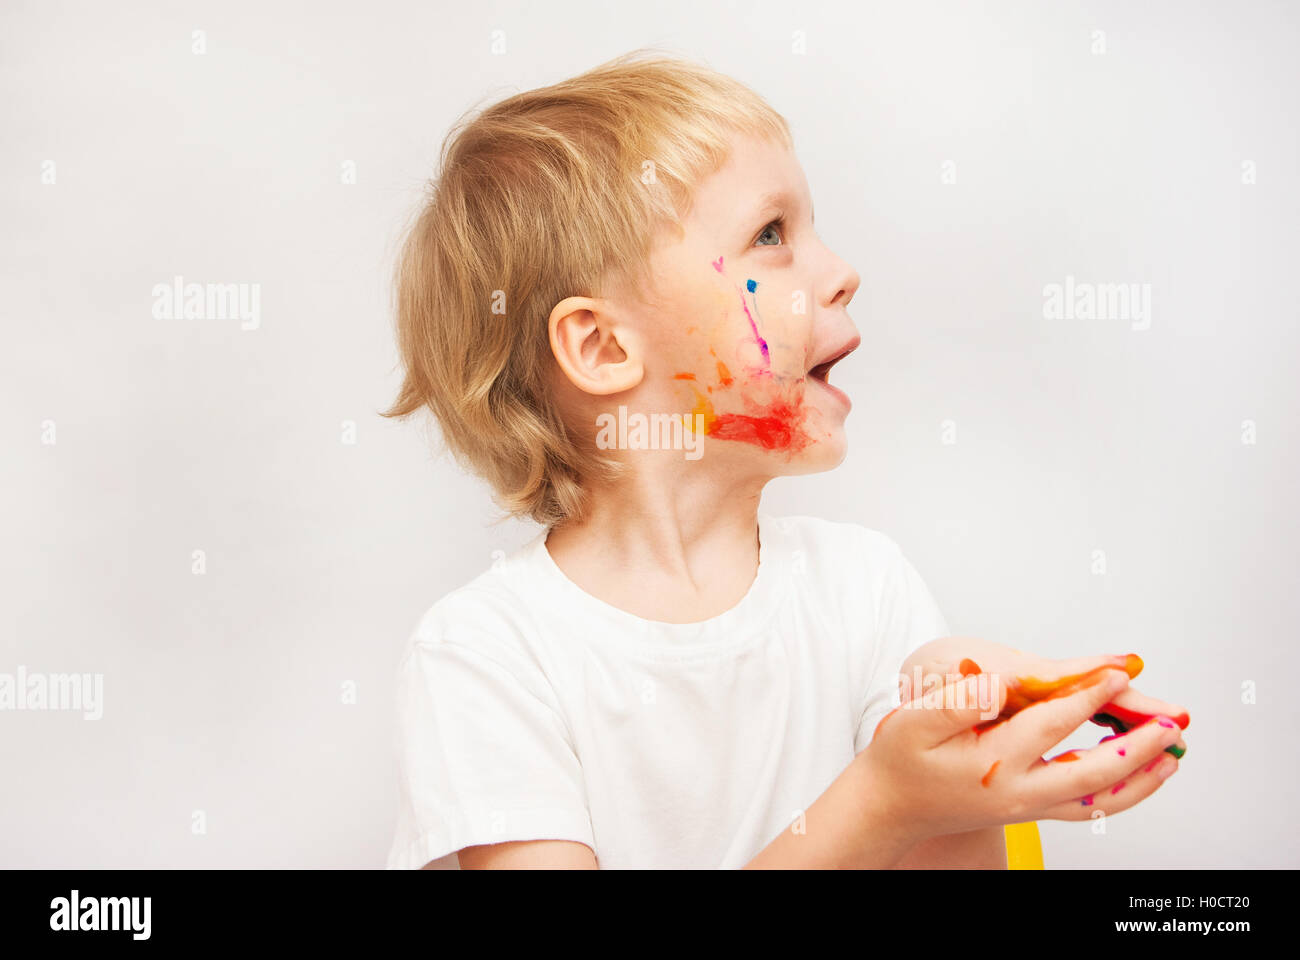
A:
[823, 249, 861, 310]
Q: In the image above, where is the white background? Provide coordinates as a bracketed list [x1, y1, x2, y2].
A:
[3, 0, 1296, 867]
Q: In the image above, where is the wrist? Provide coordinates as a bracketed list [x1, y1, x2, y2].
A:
[847, 749, 925, 867]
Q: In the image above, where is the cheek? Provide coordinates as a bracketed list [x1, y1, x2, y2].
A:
[670, 278, 820, 453]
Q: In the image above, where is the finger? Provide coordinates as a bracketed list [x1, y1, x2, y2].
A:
[994, 667, 1131, 765]
[894, 673, 1008, 748]
[897, 659, 959, 703]
[1007, 654, 1143, 701]
[1100, 725, 1187, 759]
[1025, 714, 1183, 807]
[1092, 686, 1191, 735]
[1029, 653, 1145, 687]
[1038, 753, 1179, 821]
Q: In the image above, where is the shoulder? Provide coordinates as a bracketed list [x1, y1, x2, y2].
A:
[767, 514, 906, 579]
[766, 514, 916, 635]
[397, 538, 553, 677]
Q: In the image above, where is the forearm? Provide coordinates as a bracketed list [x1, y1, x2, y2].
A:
[744, 754, 916, 869]
[890, 825, 1007, 869]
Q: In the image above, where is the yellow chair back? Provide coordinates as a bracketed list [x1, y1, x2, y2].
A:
[1004, 821, 1044, 869]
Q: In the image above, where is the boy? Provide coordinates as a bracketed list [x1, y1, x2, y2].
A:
[384, 52, 1187, 869]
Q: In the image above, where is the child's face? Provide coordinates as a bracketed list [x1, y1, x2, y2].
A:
[635, 132, 862, 476]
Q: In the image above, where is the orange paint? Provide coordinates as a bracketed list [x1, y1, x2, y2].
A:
[981, 760, 1000, 787]
[682, 388, 812, 452]
[673, 372, 696, 380]
[715, 360, 733, 386]
[970, 653, 1145, 733]
[1049, 750, 1082, 762]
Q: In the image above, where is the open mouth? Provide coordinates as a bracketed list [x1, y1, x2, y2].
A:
[807, 341, 858, 385]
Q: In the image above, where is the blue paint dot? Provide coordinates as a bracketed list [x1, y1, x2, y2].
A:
[746, 278, 757, 293]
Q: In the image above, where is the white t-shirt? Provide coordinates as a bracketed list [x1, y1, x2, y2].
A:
[386, 513, 949, 869]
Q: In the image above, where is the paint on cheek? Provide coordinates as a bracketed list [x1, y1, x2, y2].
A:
[681, 260, 815, 453]
[708, 347, 733, 386]
[678, 388, 812, 453]
[688, 390, 716, 434]
[739, 279, 770, 366]
[708, 401, 804, 450]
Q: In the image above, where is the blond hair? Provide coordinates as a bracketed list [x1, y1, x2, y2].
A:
[383, 51, 792, 525]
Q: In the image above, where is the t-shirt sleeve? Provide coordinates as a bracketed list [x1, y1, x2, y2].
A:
[853, 540, 951, 754]
[386, 605, 594, 869]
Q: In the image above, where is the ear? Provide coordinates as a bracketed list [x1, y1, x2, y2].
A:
[548, 296, 644, 395]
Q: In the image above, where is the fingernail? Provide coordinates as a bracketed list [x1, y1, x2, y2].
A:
[1164, 743, 1186, 759]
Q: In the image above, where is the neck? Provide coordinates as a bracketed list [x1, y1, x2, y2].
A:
[544, 460, 769, 623]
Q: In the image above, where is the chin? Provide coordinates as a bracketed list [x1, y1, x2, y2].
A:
[785, 428, 848, 475]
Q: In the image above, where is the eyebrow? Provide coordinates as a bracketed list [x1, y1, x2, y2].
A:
[747, 190, 813, 229]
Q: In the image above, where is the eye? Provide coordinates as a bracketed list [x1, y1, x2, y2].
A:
[754, 217, 785, 247]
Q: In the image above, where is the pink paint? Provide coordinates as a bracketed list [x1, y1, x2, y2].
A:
[1158, 718, 1176, 728]
[712, 256, 724, 272]
[1144, 759, 1161, 773]
[738, 286, 769, 365]
[1111, 781, 1126, 795]
[1080, 795, 1094, 806]
[1117, 747, 1126, 756]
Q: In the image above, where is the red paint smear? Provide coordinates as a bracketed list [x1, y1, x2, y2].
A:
[1096, 702, 1191, 732]
[981, 760, 1000, 787]
[707, 401, 806, 451]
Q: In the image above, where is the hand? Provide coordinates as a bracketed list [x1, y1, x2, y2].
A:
[899, 639, 1188, 756]
[860, 650, 1185, 847]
